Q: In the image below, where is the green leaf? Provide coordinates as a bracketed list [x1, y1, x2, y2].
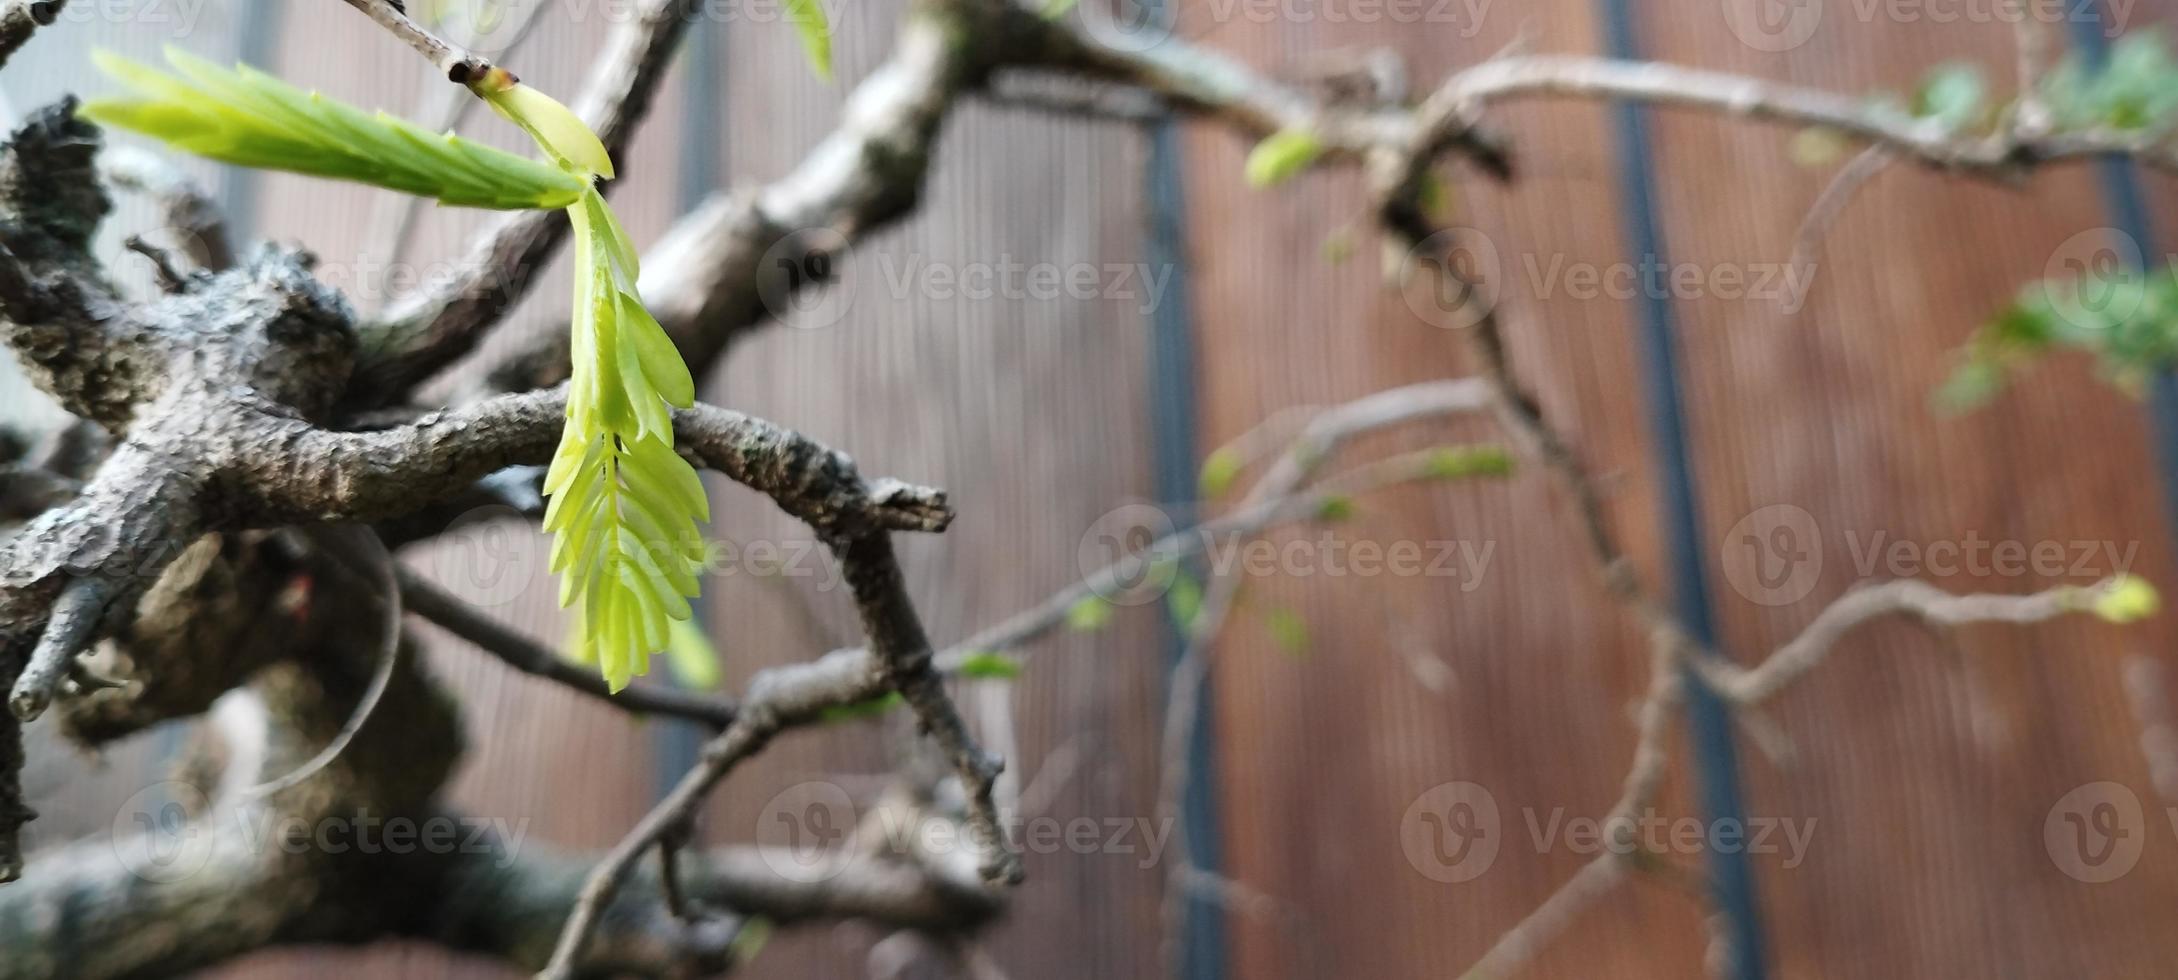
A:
[1933, 358, 2007, 415]
[548, 186, 710, 691]
[80, 49, 584, 210]
[1912, 62, 1986, 133]
[1424, 445, 1514, 480]
[664, 616, 723, 690]
[1946, 260, 2178, 412]
[1788, 127, 1847, 168]
[1315, 495, 1357, 523]
[1198, 447, 1243, 499]
[955, 650, 1024, 680]
[729, 917, 773, 966]
[1042, 0, 1081, 17]
[1322, 228, 1355, 265]
[469, 66, 614, 178]
[1416, 173, 1453, 220]
[822, 691, 905, 722]
[1066, 596, 1115, 633]
[785, 0, 833, 81]
[1166, 570, 1204, 630]
[1244, 129, 1323, 188]
[2092, 575, 2160, 623]
[1264, 606, 1310, 657]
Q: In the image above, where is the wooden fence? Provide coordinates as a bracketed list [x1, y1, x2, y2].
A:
[8, 0, 2178, 976]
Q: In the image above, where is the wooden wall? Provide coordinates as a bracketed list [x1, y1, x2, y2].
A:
[7, 0, 2178, 977]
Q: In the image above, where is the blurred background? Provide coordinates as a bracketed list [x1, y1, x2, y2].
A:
[9, 0, 2178, 976]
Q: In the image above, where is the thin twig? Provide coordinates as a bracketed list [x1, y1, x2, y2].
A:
[397, 565, 738, 727]
[538, 648, 890, 978]
[1786, 145, 1894, 290]
[0, 0, 65, 71]
[336, 0, 493, 83]
[359, 0, 556, 276]
[7, 576, 109, 720]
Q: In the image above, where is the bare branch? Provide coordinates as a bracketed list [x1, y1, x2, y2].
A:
[397, 564, 738, 727]
[6, 575, 108, 721]
[1695, 579, 2106, 705]
[335, 0, 492, 83]
[537, 647, 895, 978]
[0, 0, 65, 71]
[241, 388, 953, 537]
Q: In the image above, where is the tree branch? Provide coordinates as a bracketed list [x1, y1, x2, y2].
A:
[335, 0, 492, 83]
[0, 0, 65, 71]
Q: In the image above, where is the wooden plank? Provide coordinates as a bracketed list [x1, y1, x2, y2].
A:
[1645, 4, 2178, 977]
[1173, 1, 1711, 976]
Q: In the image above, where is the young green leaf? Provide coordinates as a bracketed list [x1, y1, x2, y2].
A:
[784, 0, 833, 81]
[1066, 596, 1115, 633]
[664, 616, 723, 690]
[1423, 445, 1514, 480]
[955, 651, 1025, 680]
[2091, 575, 2160, 624]
[821, 691, 906, 723]
[1166, 570, 1204, 630]
[1198, 446, 1243, 499]
[1263, 606, 1310, 658]
[1245, 129, 1323, 188]
[1911, 62, 1986, 133]
[546, 184, 711, 691]
[467, 66, 615, 178]
[80, 49, 584, 210]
